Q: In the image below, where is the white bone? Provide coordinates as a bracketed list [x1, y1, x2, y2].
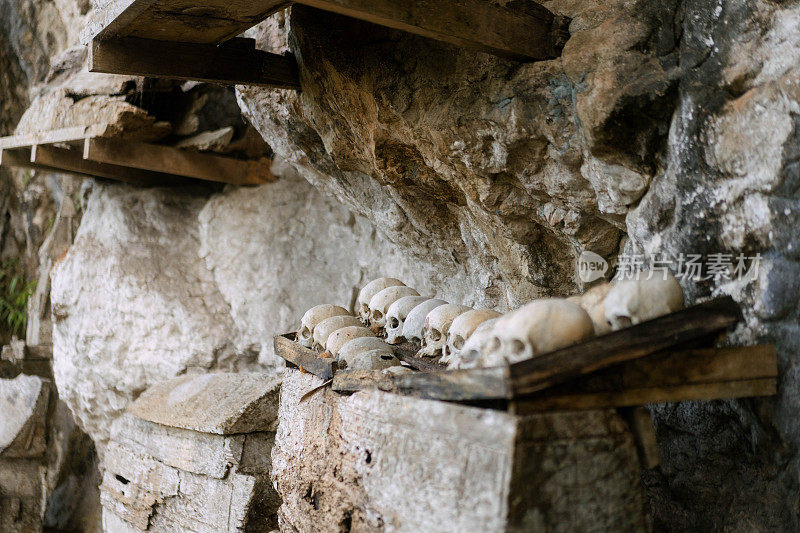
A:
[570, 282, 613, 335]
[325, 326, 375, 357]
[349, 349, 401, 371]
[383, 365, 414, 375]
[338, 337, 394, 368]
[368, 286, 420, 330]
[441, 309, 502, 364]
[297, 304, 350, 347]
[446, 318, 499, 370]
[384, 296, 432, 344]
[419, 304, 472, 357]
[401, 299, 448, 345]
[481, 298, 594, 365]
[313, 315, 363, 351]
[357, 278, 405, 323]
[603, 272, 684, 330]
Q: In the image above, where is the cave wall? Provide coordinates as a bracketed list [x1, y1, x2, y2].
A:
[1, 0, 799, 529]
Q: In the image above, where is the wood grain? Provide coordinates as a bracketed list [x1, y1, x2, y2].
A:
[509, 297, 743, 396]
[83, 136, 273, 185]
[90, 36, 300, 90]
[274, 334, 335, 380]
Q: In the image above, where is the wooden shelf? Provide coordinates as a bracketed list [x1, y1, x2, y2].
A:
[275, 296, 778, 410]
[0, 126, 273, 186]
[83, 0, 563, 87]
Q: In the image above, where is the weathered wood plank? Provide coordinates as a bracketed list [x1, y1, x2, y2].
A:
[296, 0, 560, 60]
[513, 345, 777, 411]
[0, 126, 91, 150]
[89, 36, 300, 90]
[274, 334, 335, 380]
[333, 366, 510, 401]
[26, 144, 182, 186]
[83, 136, 273, 186]
[85, 0, 291, 44]
[509, 296, 743, 396]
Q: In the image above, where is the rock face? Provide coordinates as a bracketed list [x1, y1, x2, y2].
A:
[273, 369, 648, 532]
[234, 1, 800, 528]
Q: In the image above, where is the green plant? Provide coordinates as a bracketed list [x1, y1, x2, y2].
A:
[0, 261, 35, 337]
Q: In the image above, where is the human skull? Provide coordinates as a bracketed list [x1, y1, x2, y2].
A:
[569, 282, 613, 335]
[441, 309, 502, 364]
[349, 349, 401, 371]
[357, 277, 405, 324]
[368, 286, 420, 331]
[446, 318, 499, 370]
[401, 299, 448, 345]
[419, 304, 472, 357]
[384, 296, 432, 344]
[313, 315, 363, 351]
[482, 298, 594, 365]
[296, 304, 350, 347]
[337, 337, 394, 368]
[325, 326, 376, 358]
[603, 272, 684, 330]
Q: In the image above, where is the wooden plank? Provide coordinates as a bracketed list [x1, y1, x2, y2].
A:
[16, 144, 185, 186]
[0, 126, 91, 150]
[294, 0, 559, 60]
[333, 366, 510, 401]
[509, 296, 743, 396]
[85, 0, 290, 44]
[83, 136, 274, 186]
[620, 407, 660, 469]
[512, 345, 777, 412]
[274, 334, 335, 380]
[89, 36, 300, 90]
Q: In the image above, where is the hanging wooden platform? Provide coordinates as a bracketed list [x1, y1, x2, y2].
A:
[83, 0, 563, 87]
[274, 296, 779, 411]
[0, 126, 273, 186]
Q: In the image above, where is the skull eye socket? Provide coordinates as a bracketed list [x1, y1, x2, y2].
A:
[430, 329, 442, 341]
[410, 336, 421, 344]
[299, 326, 310, 339]
[485, 337, 501, 353]
[373, 310, 383, 320]
[388, 317, 400, 329]
[453, 336, 465, 350]
[510, 339, 526, 354]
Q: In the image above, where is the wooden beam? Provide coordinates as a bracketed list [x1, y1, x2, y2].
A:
[0, 126, 91, 150]
[83, 137, 273, 186]
[294, 0, 559, 60]
[85, 0, 291, 44]
[509, 297, 743, 396]
[90, 36, 300, 90]
[29, 144, 187, 186]
[512, 345, 777, 412]
[274, 334, 336, 380]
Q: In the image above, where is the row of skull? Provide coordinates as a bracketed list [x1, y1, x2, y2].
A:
[296, 273, 685, 371]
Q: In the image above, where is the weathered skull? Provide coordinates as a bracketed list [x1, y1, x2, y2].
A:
[349, 349, 401, 370]
[603, 272, 684, 330]
[482, 298, 594, 365]
[337, 337, 394, 368]
[325, 326, 376, 357]
[441, 309, 502, 364]
[401, 299, 448, 345]
[296, 304, 350, 347]
[419, 304, 472, 357]
[313, 315, 363, 352]
[569, 282, 613, 335]
[357, 277, 405, 324]
[384, 296, 432, 344]
[446, 318, 499, 370]
[368, 286, 420, 331]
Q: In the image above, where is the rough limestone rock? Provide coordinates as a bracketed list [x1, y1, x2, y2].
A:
[50, 182, 251, 447]
[233, 1, 800, 528]
[198, 165, 477, 365]
[128, 372, 281, 434]
[0, 374, 49, 459]
[273, 369, 647, 532]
